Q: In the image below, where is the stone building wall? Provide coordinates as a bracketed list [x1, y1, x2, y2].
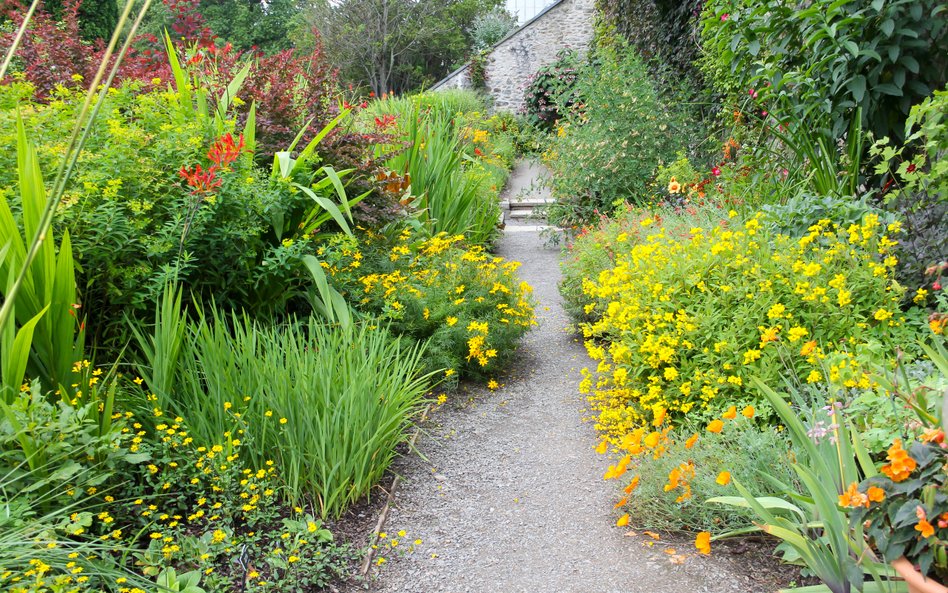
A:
[433, 0, 595, 113]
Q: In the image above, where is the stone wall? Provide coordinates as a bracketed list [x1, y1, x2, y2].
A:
[433, 0, 595, 113]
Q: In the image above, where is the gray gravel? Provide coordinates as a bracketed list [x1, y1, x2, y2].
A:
[349, 163, 771, 593]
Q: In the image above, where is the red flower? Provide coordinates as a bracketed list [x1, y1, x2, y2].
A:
[934, 281, 943, 291]
[907, 163, 917, 173]
[721, 13, 729, 20]
[206, 133, 245, 169]
[711, 166, 721, 177]
[179, 164, 221, 194]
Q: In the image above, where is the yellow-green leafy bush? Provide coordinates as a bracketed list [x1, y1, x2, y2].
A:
[321, 230, 535, 381]
[572, 211, 911, 438]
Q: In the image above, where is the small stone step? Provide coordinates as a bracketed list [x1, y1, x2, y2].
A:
[509, 197, 555, 208]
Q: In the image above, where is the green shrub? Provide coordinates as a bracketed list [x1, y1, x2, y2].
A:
[0, 82, 361, 345]
[522, 49, 584, 131]
[571, 209, 914, 434]
[700, 0, 948, 141]
[614, 420, 797, 534]
[133, 301, 434, 518]
[544, 39, 685, 226]
[320, 230, 536, 382]
[379, 106, 501, 245]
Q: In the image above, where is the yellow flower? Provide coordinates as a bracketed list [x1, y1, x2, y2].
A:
[715, 471, 731, 486]
[446, 316, 458, 326]
[873, 308, 892, 321]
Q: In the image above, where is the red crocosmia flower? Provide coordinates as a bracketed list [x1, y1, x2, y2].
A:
[474, 148, 484, 156]
[374, 114, 397, 130]
[206, 133, 245, 169]
[179, 164, 221, 194]
[907, 163, 917, 173]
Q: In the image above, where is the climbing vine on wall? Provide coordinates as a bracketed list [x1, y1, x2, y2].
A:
[596, 0, 702, 83]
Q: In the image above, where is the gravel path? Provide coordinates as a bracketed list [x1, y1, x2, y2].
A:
[350, 163, 767, 593]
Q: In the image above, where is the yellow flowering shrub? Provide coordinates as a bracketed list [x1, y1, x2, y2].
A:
[573, 211, 910, 438]
[321, 230, 536, 380]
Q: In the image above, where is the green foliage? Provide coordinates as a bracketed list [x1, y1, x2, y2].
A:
[708, 380, 885, 593]
[43, 0, 119, 41]
[870, 88, 948, 291]
[522, 49, 583, 131]
[0, 117, 83, 397]
[378, 103, 501, 246]
[596, 0, 702, 80]
[470, 6, 518, 50]
[132, 302, 434, 518]
[625, 420, 797, 534]
[700, 0, 948, 141]
[0, 80, 361, 344]
[570, 209, 912, 429]
[544, 40, 686, 226]
[320, 231, 536, 381]
[313, 0, 506, 94]
[115, 406, 354, 590]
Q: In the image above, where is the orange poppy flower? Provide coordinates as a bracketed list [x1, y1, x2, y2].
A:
[706, 419, 724, 434]
[741, 405, 755, 419]
[616, 514, 630, 527]
[695, 531, 711, 555]
[716, 471, 731, 486]
[722, 406, 737, 420]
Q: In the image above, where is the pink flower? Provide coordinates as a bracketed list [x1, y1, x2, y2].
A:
[748, 88, 759, 99]
[721, 13, 729, 20]
[711, 166, 721, 177]
[934, 281, 943, 291]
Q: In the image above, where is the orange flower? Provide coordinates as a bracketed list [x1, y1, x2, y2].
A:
[866, 486, 885, 503]
[668, 177, 681, 194]
[880, 439, 917, 482]
[644, 431, 661, 448]
[722, 406, 737, 420]
[800, 340, 817, 356]
[652, 406, 667, 427]
[616, 514, 630, 527]
[595, 440, 608, 454]
[838, 482, 869, 508]
[916, 518, 935, 538]
[684, 433, 699, 449]
[624, 475, 640, 494]
[614, 497, 628, 509]
[921, 428, 945, 445]
[695, 531, 711, 555]
[603, 463, 628, 480]
[716, 471, 731, 486]
[707, 419, 724, 434]
[741, 405, 755, 419]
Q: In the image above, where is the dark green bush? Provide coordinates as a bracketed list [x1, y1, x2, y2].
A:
[700, 0, 948, 141]
[522, 49, 584, 131]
